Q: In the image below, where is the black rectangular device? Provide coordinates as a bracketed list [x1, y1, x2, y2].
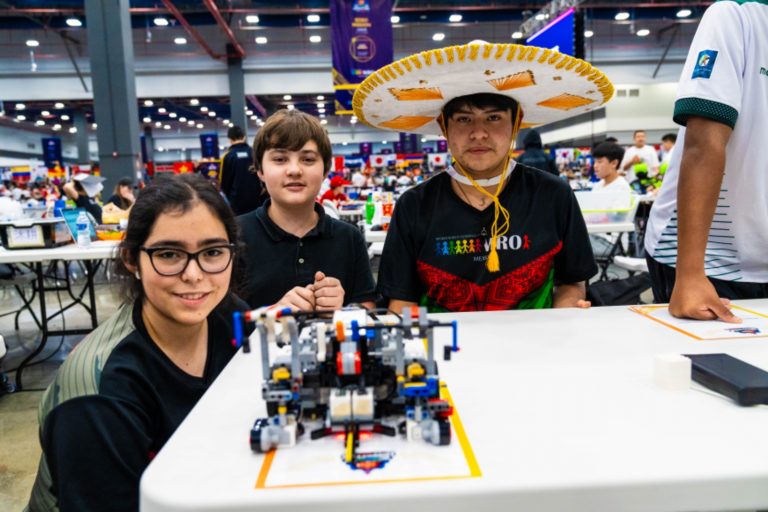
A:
[684, 353, 768, 406]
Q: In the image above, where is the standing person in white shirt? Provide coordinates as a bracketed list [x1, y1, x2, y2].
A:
[591, 142, 630, 193]
[645, 0, 768, 322]
[620, 130, 660, 185]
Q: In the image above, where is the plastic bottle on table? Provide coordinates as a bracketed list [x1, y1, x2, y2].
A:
[76, 211, 91, 248]
[365, 194, 375, 225]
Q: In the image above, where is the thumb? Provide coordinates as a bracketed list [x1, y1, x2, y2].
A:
[314, 271, 325, 282]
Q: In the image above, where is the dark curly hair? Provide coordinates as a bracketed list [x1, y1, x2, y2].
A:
[115, 173, 240, 302]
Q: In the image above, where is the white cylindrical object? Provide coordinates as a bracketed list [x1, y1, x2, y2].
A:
[653, 353, 692, 392]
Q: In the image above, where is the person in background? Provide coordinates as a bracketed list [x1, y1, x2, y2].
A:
[237, 109, 376, 311]
[219, 125, 265, 215]
[62, 173, 105, 224]
[319, 175, 349, 203]
[659, 132, 677, 169]
[27, 173, 248, 512]
[591, 142, 630, 193]
[516, 129, 559, 176]
[645, 1, 768, 322]
[620, 129, 660, 185]
[104, 177, 135, 210]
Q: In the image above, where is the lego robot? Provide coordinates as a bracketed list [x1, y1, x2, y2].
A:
[232, 306, 459, 464]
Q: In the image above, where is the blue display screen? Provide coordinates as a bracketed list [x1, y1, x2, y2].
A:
[526, 8, 575, 56]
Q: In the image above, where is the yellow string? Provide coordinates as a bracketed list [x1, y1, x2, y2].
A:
[439, 106, 523, 272]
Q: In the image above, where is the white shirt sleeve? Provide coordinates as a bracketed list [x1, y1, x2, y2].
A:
[674, 2, 746, 126]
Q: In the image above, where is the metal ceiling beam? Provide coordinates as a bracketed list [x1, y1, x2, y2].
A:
[202, 0, 245, 59]
[160, 0, 224, 61]
[246, 95, 267, 118]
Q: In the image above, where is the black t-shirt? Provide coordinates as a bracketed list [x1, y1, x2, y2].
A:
[221, 142, 266, 215]
[75, 193, 103, 224]
[237, 200, 377, 308]
[41, 295, 247, 512]
[377, 163, 596, 312]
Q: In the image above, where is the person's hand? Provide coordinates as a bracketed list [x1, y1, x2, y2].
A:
[575, 299, 591, 308]
[312, 271, 344, 311]
[631, 155, 642, 164]
[669, 275, 741, 323]
[276, 285, 316, 312]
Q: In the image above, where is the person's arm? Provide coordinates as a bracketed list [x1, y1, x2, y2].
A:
[553, 282, 590, 308]
[668, 116, 739, 322]
[388, 298, 418, 314]
[621, 149, 635, 171]
[62, 181, 79, 201]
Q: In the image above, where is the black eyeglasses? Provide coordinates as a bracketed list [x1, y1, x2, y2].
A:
[140, 244, 236, 276]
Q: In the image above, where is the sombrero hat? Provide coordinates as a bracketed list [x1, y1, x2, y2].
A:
[352, 41, 614, 136]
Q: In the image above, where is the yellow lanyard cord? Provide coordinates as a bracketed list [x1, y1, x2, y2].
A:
[440, 107, 523, 272]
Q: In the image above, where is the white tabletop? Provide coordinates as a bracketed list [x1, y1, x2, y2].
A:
[141, 300, 768, 512]
[0, 240, 119, 264]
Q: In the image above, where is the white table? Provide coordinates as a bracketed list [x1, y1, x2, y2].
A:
[0, 241, 119, 389]
[141, 301, 768, 511]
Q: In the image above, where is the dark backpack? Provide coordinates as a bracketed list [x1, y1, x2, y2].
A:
[587, 273, 651, 306]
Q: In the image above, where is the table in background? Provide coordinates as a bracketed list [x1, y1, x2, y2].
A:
[0, 241, 119, 389]
[141, 300, 768, 512]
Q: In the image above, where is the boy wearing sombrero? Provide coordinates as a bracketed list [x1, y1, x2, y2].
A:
[353, 41, 614, 313]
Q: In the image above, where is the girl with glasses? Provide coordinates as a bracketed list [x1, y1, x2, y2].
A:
[28, 173, 249, 512]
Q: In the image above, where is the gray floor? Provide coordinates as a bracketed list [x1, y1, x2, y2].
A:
[0, 258, 650, 510]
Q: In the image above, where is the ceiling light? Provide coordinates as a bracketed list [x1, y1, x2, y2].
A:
[615, 11, 630, 21]
[390, 15, 400, 24]
[158, 107, 168, 114]
[283, 94, 292, 100]
[342, 142, 348, 146]
[163, 124, 171, 130]
[143, 116, 151, 123]
[91, 123, 97, 129]
[196, 123, 203, 128]
[319, 114, 326, 118]
[169, 112, 177, 119]
[246, 15, 260, 24]
[584, 30, 594, 38]
[41, 110, 50, 116]
[200, 106, 208, 112]
[35, 120, 45, 126]
[309, 35, 322, 43]
[255, 36, 268, 44]
[320, 119, 328, 125]
[65, 17, 82, 27]
[432, 33, 445, 42]
[144, 99, 154, 107]
[350, 117, 358, 124]
[26, 39, 39, 47]
[174, 37, 187, 45]
[15, 103, 25, 110]
[381, 140, 387, 144]
[250, 115, 258, 120]
[512, 31, 523, 39]
[676, 9, 692, 18]
[449, 14, 462, 23]
[317, 95, 325, 100]
[307, 14, 320, 23]
[318, 108, 326, 114]
[179, 116, 186, 122]
[317, 102, 325, 108]
[60, 114, 70, 121]
[246, 109, 253, 115]
[190, 98, 199, 106]
[157, 147, 164, 152]
[153, 17, 169, 27]
[187, 120, 195, 125]
[287, 104, 294, 110]
[208, 111, 216, 116]
[637, 29, 650, 37]
[421, 138, 427, 143]
[54, 102, 65, 109]
[69, 127, 77, 133]
[155, 121, 162, 127]
[535, 13, 547, 21]
[16, 114, 25, 121]
[53, 124, 62, 130]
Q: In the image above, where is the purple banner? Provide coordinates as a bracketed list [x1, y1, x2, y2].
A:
[399, 132, 418, 154]
[437, 140, 448, 153]
[200, 133, 220, 159]
[331, 0, 393, 115]
[359, 142, 373, 155]
[393, 141, 403, 153]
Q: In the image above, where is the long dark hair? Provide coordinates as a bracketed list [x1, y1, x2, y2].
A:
[115, 173, 240, 302]
[112, 177, 134, 209]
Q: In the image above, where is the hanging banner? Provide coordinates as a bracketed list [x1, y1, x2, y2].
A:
[399, 132, 419, 154]
[369, 153, 396, 168]
[331, 0, 393, 115]
[436, 140, 448, 153]
[359, 142, 373, 155]
[200, 133, 220, 159]
[42, 137, 63, 168]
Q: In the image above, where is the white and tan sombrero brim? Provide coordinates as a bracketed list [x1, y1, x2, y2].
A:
[352, 42, 614, 136]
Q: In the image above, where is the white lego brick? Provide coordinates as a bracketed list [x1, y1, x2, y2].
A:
[653, 353, 692, 392]
[351, 387, 374, 421]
